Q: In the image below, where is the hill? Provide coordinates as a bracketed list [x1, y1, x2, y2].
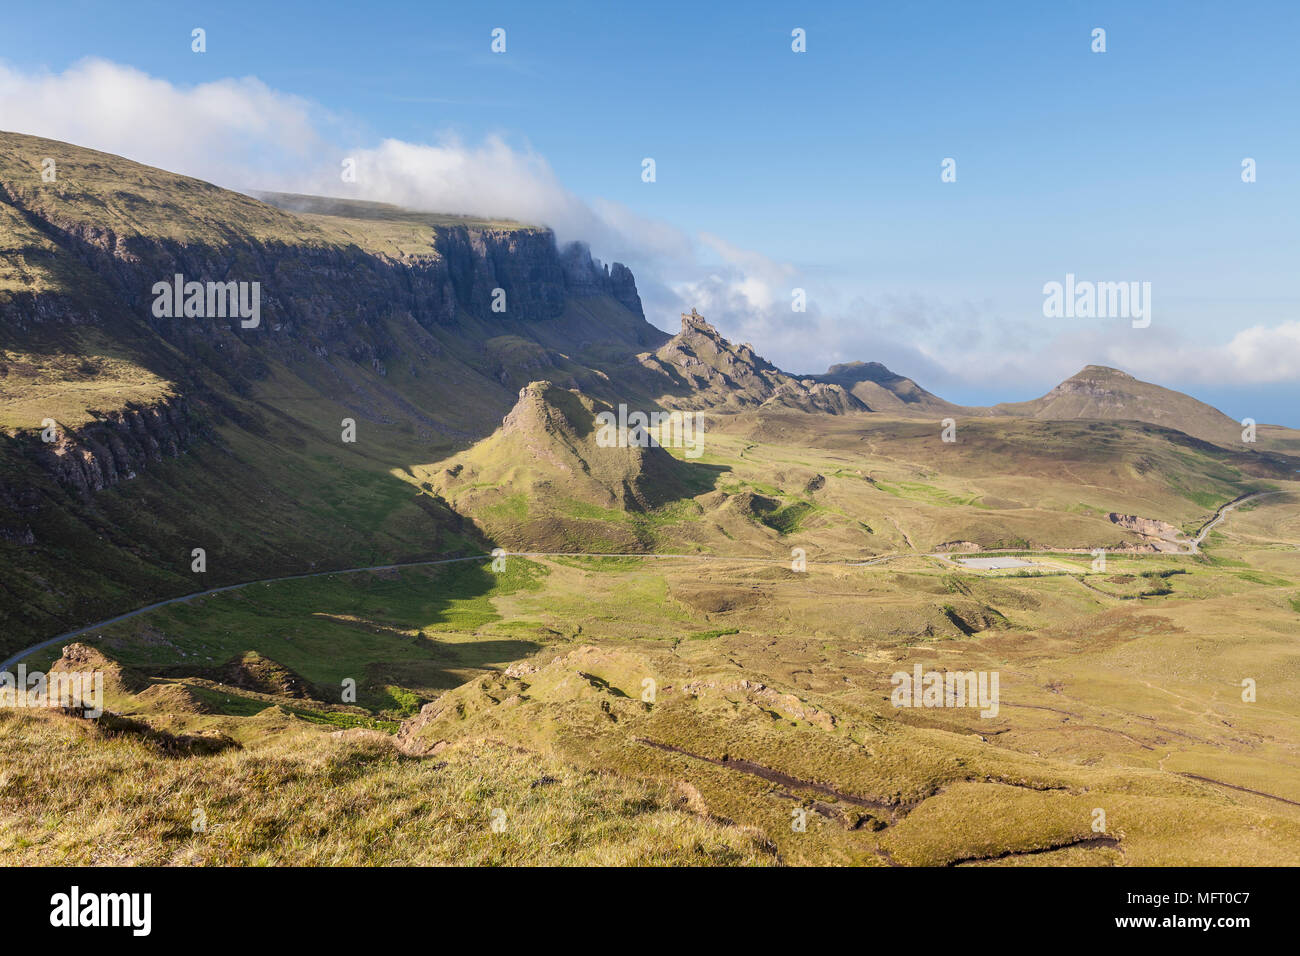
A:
[983, 365, 1247, 447]
[814, 360, 1291, 454]
[813, 361, 961, 415]
[431, 380, 710, 550]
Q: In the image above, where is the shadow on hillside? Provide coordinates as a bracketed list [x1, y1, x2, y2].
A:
[122, 558, 541, 711]
[675, 460, 731, 497]
[0, 210, 739, 655]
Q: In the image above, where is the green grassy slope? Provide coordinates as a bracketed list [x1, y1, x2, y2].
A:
[10, 486, 1298, 865]
[0, 131, 669, 653]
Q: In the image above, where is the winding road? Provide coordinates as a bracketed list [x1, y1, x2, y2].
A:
[1188, 490, 1279, 550]
[1, 490, 1288, 672]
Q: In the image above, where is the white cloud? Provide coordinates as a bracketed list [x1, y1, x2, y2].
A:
[1221, 320, 1300, 383]
[0, 58, 324, 185]
[0, 58, 1294, 403]
[314, 136, 604, 240]
[0, 57, 708, 299]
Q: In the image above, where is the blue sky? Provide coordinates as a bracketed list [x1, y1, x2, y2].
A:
[2, 1, 1297, 423]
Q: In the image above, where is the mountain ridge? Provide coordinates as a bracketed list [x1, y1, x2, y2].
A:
[2, 131, 1280, 453]
[1, 130, 1296, 654]
[632, 309, 864, 414]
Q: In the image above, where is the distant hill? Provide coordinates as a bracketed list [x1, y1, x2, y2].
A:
[815, 359, 1280, 452]
[812, 361, 961, 415]
[981, 365, 1246, 447]
[431, 380, 706, 550]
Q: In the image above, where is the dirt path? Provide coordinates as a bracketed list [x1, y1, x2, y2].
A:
[1176, 772, 1300, 808]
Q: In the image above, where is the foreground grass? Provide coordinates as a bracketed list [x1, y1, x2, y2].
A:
[0, 709, 772, 866]
[5, 497, 1297, 867]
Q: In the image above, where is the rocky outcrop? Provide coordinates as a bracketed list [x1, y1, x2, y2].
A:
[52, 641, 149, 695]
[639, 310, 865, 414]
[934, 540, 982, 553]
[559, 242, 645, 318]
[1106, 513, 1187, 552]
[1107, 513, 1181, 540]
[33, 397, 195, 495]
[760, 379, 863, 415]
[607, 262, 644, 317]
[210, 651, 318, 700]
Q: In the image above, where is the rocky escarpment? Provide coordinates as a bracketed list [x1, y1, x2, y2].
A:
[760, 379, 863, 415]
[1107, 512, 1184, 550]
[0, 171, 647, 405]
[1, 140, 655, 499]
[559, 241, 644, 317]
[813, 361, 960, 416]
[638, 310, 865, 414]
[29, 396, 196, 496]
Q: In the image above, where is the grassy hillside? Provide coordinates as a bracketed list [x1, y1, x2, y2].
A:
[429, 380, 716, 551]
[9, 483, 1299, 865]
[985, 365, 1247, 446]
[421, 392, 1294, 562]
[0, 705, 772, 865]
[0, 132, 667, 652]
[4, 132, 1300, 868]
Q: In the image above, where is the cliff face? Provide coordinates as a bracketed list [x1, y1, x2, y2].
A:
[32, 397, 195, 496]
[2, 209, 644, 490]
[4, 183, 644, 359]
[436, 226, 564, 323]
[559, 242, 644, 317]
[0, 136, 653, 499]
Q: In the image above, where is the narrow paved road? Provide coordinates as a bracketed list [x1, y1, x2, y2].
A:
[1188, 491, 1279, 551]
[0, 555, 491, 672]
[2, 490, 1288, 671]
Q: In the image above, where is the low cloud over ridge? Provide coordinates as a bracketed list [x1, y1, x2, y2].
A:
[2, 57, 1296, 407]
